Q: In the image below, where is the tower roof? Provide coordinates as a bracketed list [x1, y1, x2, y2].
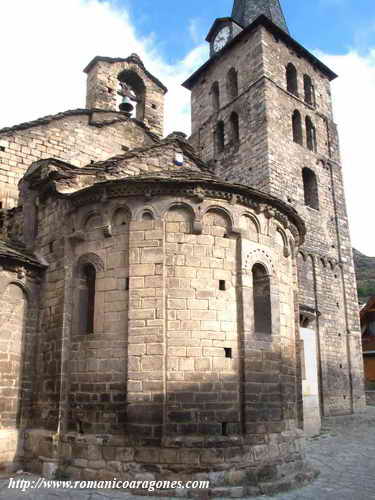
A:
[232, 0, 289, 34]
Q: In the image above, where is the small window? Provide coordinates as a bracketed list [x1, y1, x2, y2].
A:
[0, 146, 5, 153]
[230, 112, 240, 144]
[286, 63, 298, 96]
[212, 82, 220, 112]
[292, 110, 303, 145]
[227, 68, 238, 100]
[302, 167, 319, 210]
[224, 348, 232, 359]
[219, 280, 226, 291]
[306, 116, 317, 152]
[304, 74, 315, 106]
[215, 121, 225, 153]
[252, 264, 272, 334]
[79, 263, 96, 334]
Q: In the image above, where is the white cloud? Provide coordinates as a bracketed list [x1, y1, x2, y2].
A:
[0, 0, 207, 135]
[317, 50, 375, 256]
[1, 0, 374, 256]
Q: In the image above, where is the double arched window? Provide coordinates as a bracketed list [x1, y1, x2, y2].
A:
[252, 264, 272, 334]
[292, 111, 317, 152]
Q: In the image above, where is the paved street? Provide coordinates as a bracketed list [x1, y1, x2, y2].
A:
[1, 406, 375, 500]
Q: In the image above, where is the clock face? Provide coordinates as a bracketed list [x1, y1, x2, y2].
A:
[213, 26, 230, 53]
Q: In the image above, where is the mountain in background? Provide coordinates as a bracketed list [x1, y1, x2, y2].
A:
[353, 249, 375, 303]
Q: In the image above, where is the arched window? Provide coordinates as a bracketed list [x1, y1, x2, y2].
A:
[117, 69, 146, 121]
[306, 116, 317, 152]
[215, 121, 225, 153]
[230, 112, 240, 144]
[302, 167, 319, 210]
[227, 68, 238, 100]
[79, 263, 96, 334]
[252, 264, 272, 334]
[292, 110, 303, 145]
[304, 74, 315, 106]
[286, 63, 298, 96]
[211, 82, 220, 112]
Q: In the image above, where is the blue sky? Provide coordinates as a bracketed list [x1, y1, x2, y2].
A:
[123, 0, 375, 61]
[0, 0, 375, 254]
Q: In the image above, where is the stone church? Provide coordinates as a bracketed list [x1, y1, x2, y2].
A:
[0, 0, 366, 495]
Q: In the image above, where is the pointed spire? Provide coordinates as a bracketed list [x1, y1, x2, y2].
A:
[231, 0, 289, 34]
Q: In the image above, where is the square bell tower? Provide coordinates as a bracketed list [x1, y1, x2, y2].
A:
[183, 0, 366, 425]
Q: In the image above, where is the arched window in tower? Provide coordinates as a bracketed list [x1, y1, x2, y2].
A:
[302, 167, 319, 210]
[292, 110, 303, 145]
[117, 69, 146, 121]
[79, 263, 96, 334]
[227, 68, 238, 100]
[304, 74, 315, 106]
[252, 264, 272, 334]
[215, 121, 225, 153]
[211, 82, 220, 112]
[306, 116, 317, 152]
[230, 112, 240, 144]
[286, 63, 298, 96]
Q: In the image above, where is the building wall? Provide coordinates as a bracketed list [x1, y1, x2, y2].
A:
[188, 23, 366, 417]
[0, 267, 41, 469]
[85, 58, 166, 138]
[0, 112, 155, 209]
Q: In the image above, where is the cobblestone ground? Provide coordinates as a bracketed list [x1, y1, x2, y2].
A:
[1, 406, 375, 500]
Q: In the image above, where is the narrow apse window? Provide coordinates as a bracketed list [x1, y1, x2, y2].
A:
[80, 263, 96, 334]
[252, 264, 272, 334]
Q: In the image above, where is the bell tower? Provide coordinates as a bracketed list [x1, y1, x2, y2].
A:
[84, 53, 167, 137]
[183, 0, 366, 427]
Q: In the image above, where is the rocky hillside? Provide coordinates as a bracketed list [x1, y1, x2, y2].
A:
[353, 249, 375, 303]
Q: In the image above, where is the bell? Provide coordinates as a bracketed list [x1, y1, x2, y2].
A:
[120, 97, 134, 113]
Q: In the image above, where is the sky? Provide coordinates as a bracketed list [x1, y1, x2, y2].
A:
[0, 0, 374, 255]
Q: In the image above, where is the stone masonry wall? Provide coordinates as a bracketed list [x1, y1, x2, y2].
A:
[0, 112, 154, 209]
[0, 266, 41, 468]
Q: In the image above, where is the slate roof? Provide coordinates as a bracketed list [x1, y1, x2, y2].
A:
[0, 108, 159, 142]
[0, 239, 45, 268]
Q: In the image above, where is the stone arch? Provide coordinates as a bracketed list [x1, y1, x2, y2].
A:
[0, 281, 28, 429]
[118, 69, 146, 120]
[298, 250, 307, 262]
[275, 226, 290, 257]
[244, 249, 275, 277]
[292, 110, 303, 145]
[72, 253, 104, 336]
[239, 212, 260, 241]
[202, 206, 233, 237]
[111, 205, 131, 232]
[82, 211, 103, 231]
[165, 203, 194, 235]
[75, 253, 105, 275]
[286, 63, 298, 96]
[306, 116, 317, 152]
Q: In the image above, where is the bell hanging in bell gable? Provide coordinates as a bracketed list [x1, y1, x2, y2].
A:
[120, 97, 134, 113]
